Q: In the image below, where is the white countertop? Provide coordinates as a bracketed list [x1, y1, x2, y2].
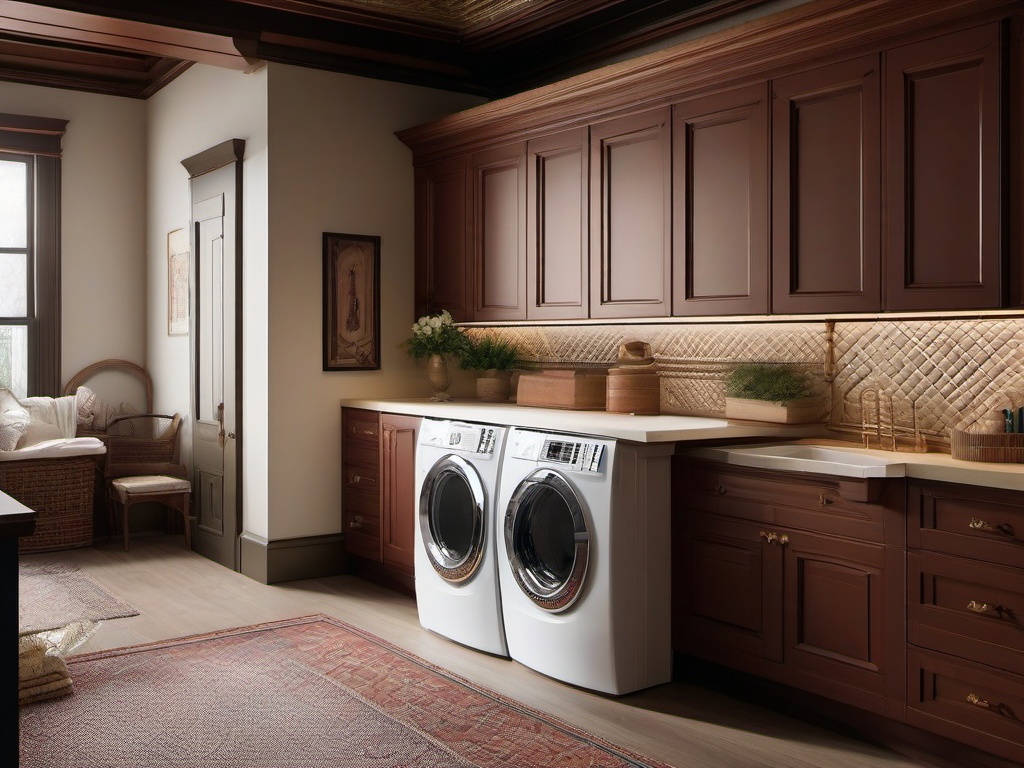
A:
[340, 398, 1024, 491]
[339, 397, 821, 443]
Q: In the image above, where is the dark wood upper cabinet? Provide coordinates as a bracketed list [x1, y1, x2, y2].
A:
[590, 108, 672, 318]
[414, 156, 472, 321]
[672, 83, 769, 316]
[772, 55, 881, 314]
[884, 23, 1003, 311]
[472, 143, 527, 321]
[527, 128, 589, 320]
[1012, 16, 1024, 308]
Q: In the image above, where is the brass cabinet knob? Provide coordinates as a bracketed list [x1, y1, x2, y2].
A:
[349, 515, 365, 530]
[819, 494, 834, 506]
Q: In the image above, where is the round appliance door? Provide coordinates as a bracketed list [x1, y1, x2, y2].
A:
[419, 454, 487, 583]
[504, 469, 590, 612]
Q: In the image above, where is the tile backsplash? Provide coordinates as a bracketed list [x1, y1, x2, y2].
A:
[468, 316, 1024, 449]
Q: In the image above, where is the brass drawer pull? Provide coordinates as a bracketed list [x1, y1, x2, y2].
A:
[967, 693, 1015, 718]
[716, 485, 727, 495]
[967, 600, 1008, 616]
[819, 495, 834, 506]
[349, 515, 365, 530]
[969, 518, 1015, 537]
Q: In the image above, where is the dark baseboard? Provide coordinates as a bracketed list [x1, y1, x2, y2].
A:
[239, 532, 351, 584]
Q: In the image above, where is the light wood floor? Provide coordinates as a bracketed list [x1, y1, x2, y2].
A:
[22, 536, 936, 768]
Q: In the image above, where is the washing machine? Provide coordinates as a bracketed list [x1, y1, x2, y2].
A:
[496, 427, 675, 695]
[414, 418, 509, 656]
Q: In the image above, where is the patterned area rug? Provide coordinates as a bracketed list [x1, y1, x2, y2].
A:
[19, 560, 140, 635]
[19, 615, 670, 768]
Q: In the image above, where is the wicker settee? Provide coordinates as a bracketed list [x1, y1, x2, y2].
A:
[0, 438, 106, 553]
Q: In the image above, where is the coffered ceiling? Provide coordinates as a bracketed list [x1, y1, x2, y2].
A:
[0, 0, 773, 98]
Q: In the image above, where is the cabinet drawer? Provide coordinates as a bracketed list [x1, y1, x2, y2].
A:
[342, 408, 380, 444]
[343, 489, 380, 560]
[909, 550, 1024, 672]
[343, 463, 379, 493]
[678, 460, 892, 542]
[909, 480, 1024, 568]
[907, 647, 1024, 764]
[343, 441, 378, 469]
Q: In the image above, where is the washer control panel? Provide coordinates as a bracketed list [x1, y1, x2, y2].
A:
[508, 430, 606, 474]
[419, 419, 499, 458]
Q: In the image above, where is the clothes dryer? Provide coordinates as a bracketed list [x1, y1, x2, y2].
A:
[496, 427, 675, 694]
[414, 418, 508, 656]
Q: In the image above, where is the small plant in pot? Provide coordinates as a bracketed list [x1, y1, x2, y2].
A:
[724, 363, 817, 424]
[459, 336, 520, 402]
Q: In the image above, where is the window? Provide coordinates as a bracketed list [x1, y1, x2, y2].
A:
[0, 113, 67, 397]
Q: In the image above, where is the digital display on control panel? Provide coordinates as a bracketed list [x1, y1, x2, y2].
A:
[542, 440, 580, 464]
[540, 439, 604, 473]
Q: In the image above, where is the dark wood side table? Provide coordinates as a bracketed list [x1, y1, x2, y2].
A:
[1, 491, 37, 766]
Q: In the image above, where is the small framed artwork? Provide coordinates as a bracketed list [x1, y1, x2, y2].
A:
[323, 232, 381, 371]
[167, 227, 189, 336]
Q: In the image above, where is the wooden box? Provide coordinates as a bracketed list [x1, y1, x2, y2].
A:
[724, 396, 818, 424]
[516, 369, 607, 410]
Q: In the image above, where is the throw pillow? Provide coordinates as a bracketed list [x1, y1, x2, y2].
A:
[0, 388, 29, 451]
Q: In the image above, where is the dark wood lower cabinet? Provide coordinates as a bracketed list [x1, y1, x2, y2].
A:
[675, 458, 905, 717]
[341, 407, 419, 595]
[676, 462, 1024, 764]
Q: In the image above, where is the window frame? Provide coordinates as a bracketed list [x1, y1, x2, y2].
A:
[0, 112, 67, 397]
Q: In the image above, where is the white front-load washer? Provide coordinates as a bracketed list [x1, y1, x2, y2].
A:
[496, 427, 675, 694]
[414, 418, 508, 656]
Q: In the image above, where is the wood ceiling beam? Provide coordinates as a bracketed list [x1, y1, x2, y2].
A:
[0, 1, 257, 70]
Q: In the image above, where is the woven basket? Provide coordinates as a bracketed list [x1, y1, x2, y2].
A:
[950, 429, 1024, 464]
[1, 456, 97, 553]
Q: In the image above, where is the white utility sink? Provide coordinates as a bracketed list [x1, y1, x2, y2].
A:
[690, 443, 907, 478]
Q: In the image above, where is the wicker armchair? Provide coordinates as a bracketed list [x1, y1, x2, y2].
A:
[104, 414, 191, 550]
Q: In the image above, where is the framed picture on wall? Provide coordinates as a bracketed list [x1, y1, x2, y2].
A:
[167, 227, 189, 336]
[323, 232, 381, 371]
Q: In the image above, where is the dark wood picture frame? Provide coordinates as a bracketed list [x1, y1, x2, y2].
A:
[323, 232, 381, 371]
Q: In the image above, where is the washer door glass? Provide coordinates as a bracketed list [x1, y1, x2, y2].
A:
[504, 469, 589, 612]
[419, 455, 486, 583]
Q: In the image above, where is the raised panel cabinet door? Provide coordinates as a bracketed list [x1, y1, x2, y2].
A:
[673, 82, 769, 316]
[473, 143, 527, 321]
[527, 129, 589, 319]
[678, 512, 783, 665]
[590, 108, 672, 318]
[380, 414, 420, 574]
[772, 55, 881, 313]
[414, 156, 472, 320]
[781, 528, 903, 714]
[885, 24, 1002, 311]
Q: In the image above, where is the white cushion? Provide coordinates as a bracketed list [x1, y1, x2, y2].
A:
[111, 475, 190, 502]
[0, 388, 29, 451]
[0, 437, 106, 462]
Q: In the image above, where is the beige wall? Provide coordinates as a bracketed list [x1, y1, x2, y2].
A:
[265, 64, 482, 540]
[0, 81, 147, 389]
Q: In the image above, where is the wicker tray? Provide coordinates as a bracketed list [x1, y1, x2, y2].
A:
[1, 456, 97, 553]
[950, 429, 1024, 463]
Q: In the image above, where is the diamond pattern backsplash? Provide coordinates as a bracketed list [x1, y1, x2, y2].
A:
[468, 316, 1024, 446]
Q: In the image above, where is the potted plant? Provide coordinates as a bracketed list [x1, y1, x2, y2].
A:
[458, 336, 520, 402]
[724, 363, 817, 424]
[403, 310, 467, 402]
